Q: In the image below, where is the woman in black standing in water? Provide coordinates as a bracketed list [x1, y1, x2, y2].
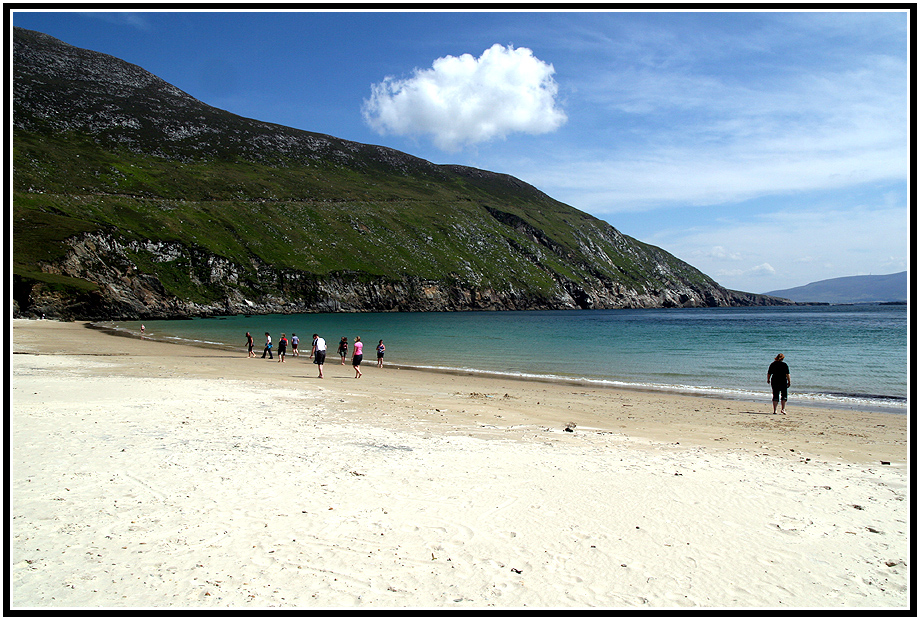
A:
[767, 353, 791, 414]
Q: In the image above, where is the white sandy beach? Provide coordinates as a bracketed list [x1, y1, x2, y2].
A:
[9, 319, 911, 610]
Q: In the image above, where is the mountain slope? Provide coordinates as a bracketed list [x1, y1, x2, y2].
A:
[765, 272, 907, 304]
[12, 27, 786, 319]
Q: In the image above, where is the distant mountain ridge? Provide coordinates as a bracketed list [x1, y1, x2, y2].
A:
[12, 27, 788, 320]
[764, 272, 907, 304]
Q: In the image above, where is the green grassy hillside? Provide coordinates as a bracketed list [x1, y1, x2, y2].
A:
[13, 129, 664, 302]
[12, 27, 759, 318]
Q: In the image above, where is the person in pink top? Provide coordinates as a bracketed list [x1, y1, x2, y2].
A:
[352, 336, 363, 378]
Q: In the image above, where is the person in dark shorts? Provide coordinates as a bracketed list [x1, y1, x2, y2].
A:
[352, 336, 363, 378]
[376, 340, 385, 368]
[246, 332, 254, 358]
[311, 334, 327, 379]
[277, 334, 288, 362]
[338, 337, 348, 365]
[767, 353, 791, 414]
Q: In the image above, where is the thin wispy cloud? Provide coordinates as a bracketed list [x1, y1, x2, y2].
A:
[363, 44, 567, 152]
[651, 204, 908, 291]
[693, 246, 743, 262]
[528, 51, 906, 214]
[81, 12, 152, 31]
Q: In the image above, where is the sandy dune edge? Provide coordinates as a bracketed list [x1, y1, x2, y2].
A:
[10, 319, 910, 609]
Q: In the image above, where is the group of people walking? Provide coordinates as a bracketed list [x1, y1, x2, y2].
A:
[243, 327, 791, 410]
[245, 331, 385, 379]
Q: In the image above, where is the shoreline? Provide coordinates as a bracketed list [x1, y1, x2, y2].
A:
[10, 318, 911, 608]
[89, 320, 907, 415]
[13, 318, 909, 464]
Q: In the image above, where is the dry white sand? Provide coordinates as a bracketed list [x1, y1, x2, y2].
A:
[9, 319, 911, 610]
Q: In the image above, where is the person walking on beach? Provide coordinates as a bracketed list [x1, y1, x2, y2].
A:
[376, 340, 385, 368]
[278, 334, 288, 362]
[246, 332, 254, 357]
[338, 337, 348, 365]
[767, 353, 791, 414]
[291, 333, 299, 357]
[352, 336, 364, 378]
[262, 332, 273, 359]
[311, 334, 327, 378]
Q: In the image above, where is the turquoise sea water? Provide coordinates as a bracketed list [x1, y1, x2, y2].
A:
[102, 305, 909, 412]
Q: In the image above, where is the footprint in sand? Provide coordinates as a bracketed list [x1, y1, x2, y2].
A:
[769, 515, 812, 534]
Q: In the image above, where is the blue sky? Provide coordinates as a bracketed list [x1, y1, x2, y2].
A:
[13, 9, 910, 293]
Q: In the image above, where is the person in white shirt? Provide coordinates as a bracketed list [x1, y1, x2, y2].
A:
[261, 332, 273, 359]
[311, 333, 327, 378]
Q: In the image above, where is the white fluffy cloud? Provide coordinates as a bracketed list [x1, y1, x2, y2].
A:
[363, 44, 566, 152]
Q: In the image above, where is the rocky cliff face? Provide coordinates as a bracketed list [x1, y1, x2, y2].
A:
[19, 228, 765, 321]
[12, 27, 790, 320]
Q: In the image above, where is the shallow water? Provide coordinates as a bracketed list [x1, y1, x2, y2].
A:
[103, 304, 908, 413]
